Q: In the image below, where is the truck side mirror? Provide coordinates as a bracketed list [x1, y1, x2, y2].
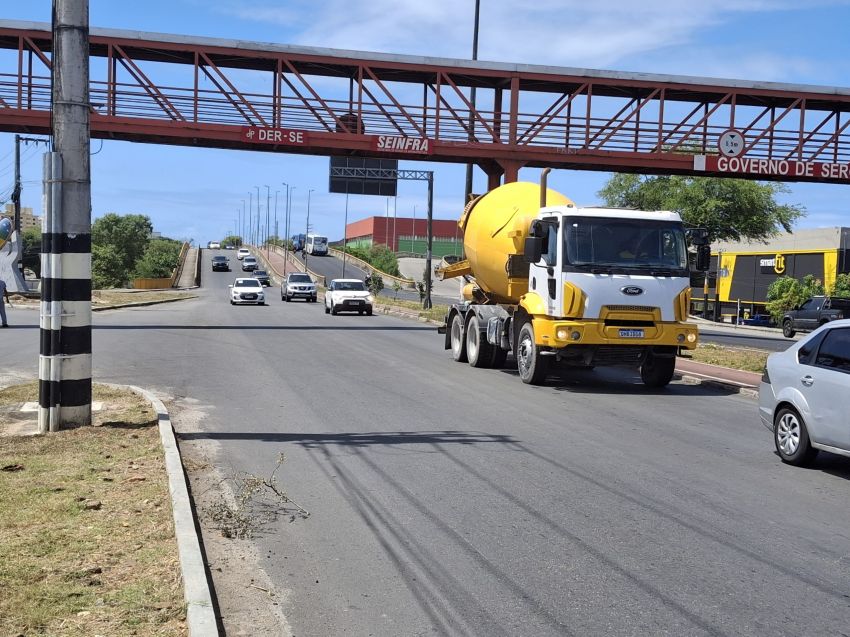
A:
[524, 237, 544, 263]
[695, 245, 711, 272]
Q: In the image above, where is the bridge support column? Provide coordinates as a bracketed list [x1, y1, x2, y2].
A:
[497, 160, 525, 184]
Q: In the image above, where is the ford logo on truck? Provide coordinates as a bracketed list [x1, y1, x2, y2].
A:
[621, 286, 644, 296]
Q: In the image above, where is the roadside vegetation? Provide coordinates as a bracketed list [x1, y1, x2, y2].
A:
[688, 342, 768, 373]
[765, 273, 850, 323]
[0, 383, 186, 636]
[343, 243, 402, 277]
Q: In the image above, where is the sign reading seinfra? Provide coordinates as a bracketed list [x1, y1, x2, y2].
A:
[241, 127, 309, 145]
[695, 155, 850, 181]
[372, 135, 432, 155]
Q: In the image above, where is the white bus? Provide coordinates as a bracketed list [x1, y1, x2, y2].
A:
[305, 234, 328, 255]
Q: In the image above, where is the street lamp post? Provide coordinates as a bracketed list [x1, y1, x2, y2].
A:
[248, 191, 253, 245]
[265, 185, 271, 257]
[255, 185, 261, 248]
[305, 189, 314, 269]
[274, 190, 279, 247]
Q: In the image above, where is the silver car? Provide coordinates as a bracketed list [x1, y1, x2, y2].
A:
[282, 272, 317, 302]
[759, 319, 850, 465]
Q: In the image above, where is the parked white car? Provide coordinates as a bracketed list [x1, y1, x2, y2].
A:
[759, 319, 850, 465]
[237, 248, 251, 260]
[325, 279, 373, 315]
[229, 278, 266, 305]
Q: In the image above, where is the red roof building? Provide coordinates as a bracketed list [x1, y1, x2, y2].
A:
[344, 216, 464, 257]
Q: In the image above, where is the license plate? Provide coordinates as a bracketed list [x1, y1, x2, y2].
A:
[619, 329, 644, 338]
[244, 294, 256, 300]
[349, 300, 363, 305]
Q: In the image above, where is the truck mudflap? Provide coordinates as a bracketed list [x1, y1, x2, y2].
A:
[530, 317, 699, 350]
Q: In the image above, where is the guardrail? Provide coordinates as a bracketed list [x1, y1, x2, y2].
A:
[327, 247, 415, 288]
[170, 241, 190, 287]
[133, 277, 173, 289]
[253, 245, 328, 288]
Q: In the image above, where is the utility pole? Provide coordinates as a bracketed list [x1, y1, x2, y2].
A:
[464, 0, 481, 202]
[254, 185, 260, 247]
[305, 189, 314, 270]
[342, 192, 349, 278]
[265, 185, 270, 257]
[40, 0, 92, 431]
[248, 191, 253, 245]
[274, 190, 279, 245]
[425, 172, 434, 309]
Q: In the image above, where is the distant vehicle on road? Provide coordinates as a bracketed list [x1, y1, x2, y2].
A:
[208, 241, 221, 249]
[241, 256, 258, 272]
[229, 278, 266, 305]
[741, 313, 774, 327]
[237, 248, 251, 260]
[325, 278, 373, 315]
[282, 272, 317, 302]
[252, 269, 271, 286]
[291, 233, 306, 252]
[760, 319, 850, 465]
[306, 234, 328, 255]
[211, 255, 230, 272]
[782, 296, 850, 337]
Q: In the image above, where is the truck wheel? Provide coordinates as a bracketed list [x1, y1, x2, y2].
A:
[640, 354, 675, 388]
[490, 347, 508, 369]
[782, 320, 796, 338]
[449, 313, 467, 362]
[466, 315, 495, 368]
[516, 322, 548, 385]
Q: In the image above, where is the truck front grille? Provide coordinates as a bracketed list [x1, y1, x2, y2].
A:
[604, 305, 658, 313]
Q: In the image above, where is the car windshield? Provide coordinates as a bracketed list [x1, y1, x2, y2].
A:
[212, 256, 227, 261]
[236, 279, 261, 287]
[335, 281, 366, 291]
[244, 257, 256, 262]
[253, 270, 267, 276]
[564, 217, 689, 272]
[289, 274, 312, 283]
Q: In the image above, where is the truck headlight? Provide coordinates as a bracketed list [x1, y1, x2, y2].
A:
[556, 328, 568, 340]
[687, 333, 697, 343]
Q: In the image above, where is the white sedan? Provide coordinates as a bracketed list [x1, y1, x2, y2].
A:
[229, 278, 266, 305]
[325, 279, 373, 315]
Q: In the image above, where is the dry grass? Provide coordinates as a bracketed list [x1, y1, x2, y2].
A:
[375, 298, 448, 322]
[0, 383, 186, 636]
[689, 342, 769, 373]
[92, 290, 195, 306]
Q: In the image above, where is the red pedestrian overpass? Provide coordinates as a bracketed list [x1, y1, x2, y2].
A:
[1, 19, 849, 187]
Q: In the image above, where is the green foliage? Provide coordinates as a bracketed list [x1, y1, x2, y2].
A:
[365, 271, 384, 296]
[830, 273, 850, 297]
[345, 243, 401, 277]
[766, 275, 825, 322]
[222, 234, 242, 247]
[21, 227, 41, 278]
[133, 239, 182, 279]
[92, 244, 126, 289]
[597, 174, 805, 242]
[92, 213, 153, 276]
[391, 280, 402, 299]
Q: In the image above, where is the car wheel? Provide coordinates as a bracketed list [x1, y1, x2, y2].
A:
[640, 354, 675, 387]
[774, 407, 818, 465]
[281, 292, 284, 300]
[230, 300, 234, 305]
[331, 305, 338, 315]
[366, 308, 372, 316]
[325, 304, 330, 314]
[449, 313, 467, 362]
[783, 320, 796, 338]
[516, 321, 548, 385]
[285, 295, 291, 302]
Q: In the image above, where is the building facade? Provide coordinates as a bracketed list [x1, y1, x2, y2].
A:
[3, 204, 41, 231]
[693, 227, 850, 317]
[344, 216, 464, 258]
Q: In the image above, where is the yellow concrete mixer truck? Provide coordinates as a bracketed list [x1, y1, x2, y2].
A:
[436, 171, 711, 386]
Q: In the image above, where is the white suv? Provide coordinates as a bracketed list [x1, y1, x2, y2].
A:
[237, 248, 251, 261]
[282, 272, 317, 302]
[325, 279, 373, 315]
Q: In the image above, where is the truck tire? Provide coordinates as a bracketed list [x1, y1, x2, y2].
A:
[450, 313, 467, 362]
[782, 320, 796, 338]
[516, 322, 548, 385]
[491, 346, 507, 369]
[640, 354, 675, 388]
[466, 315, 495, 368]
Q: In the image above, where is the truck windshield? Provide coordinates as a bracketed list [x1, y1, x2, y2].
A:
[564, 217, 689, 273]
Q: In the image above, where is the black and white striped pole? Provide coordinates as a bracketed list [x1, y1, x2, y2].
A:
[39, 0, 92, 432]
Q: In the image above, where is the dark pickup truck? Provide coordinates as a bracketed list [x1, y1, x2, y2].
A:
[782, 296, 850, 337]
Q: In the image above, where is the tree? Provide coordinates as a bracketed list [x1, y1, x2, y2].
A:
[222, 234, 242, 247]
[598, 174, 805, 242]
[92, 213, 153, 275]
[766, 274, 825, 322]
[830, 273, 850, 297]
[92, 243, 126, 289]
[21, 227, 41, 278]
[134, 238, 182, 279]
[365, 270, 384, 297]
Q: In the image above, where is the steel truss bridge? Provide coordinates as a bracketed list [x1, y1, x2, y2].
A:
[2, 20, 850, 186]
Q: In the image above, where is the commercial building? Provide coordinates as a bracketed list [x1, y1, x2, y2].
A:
[344, 216, 463, 258]
[693, 227, 850, 318]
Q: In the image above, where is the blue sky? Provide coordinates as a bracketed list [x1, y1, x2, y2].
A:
[2, 0, 850, 244]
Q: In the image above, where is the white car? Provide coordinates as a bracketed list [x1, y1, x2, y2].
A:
[237, 248, 251, 260]
[229, 278, 266, 305]
[759, 319, 850, 465]
[325, 279, 373, 315]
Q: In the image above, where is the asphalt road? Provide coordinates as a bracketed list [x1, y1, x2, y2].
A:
[698, 327, 794, 352]
[2, 258, 849, 636]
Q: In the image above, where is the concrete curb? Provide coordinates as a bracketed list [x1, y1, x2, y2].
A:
[126, 385, 218, 637]
[675, 373, 759, 398]
[92, 295, 198, 312]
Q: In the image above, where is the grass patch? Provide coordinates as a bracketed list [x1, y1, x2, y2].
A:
[0, 383, 186, 636]
[689, 342, 769, 373]
[92, 290, 195, 306]
[375, 297, 448, 322]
